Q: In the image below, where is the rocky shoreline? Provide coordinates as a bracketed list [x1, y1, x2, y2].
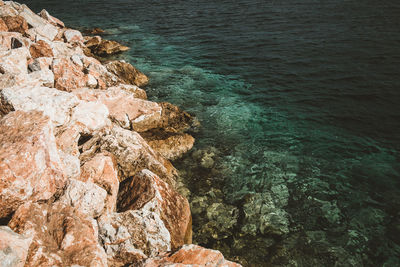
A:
[0, 1, 241, 266]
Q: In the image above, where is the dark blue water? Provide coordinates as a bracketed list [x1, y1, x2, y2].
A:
[29, 0, 400, 265]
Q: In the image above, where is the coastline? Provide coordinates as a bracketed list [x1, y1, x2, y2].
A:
[0, 1, 241, 266]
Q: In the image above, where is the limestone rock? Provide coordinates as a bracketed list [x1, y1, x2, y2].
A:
[39, 9, 64, 28]
[109, 83, 147, 99]
[64, 29, 84, 43]
[49, 40, 84, 58]
[94, 39, 129, 56]
[106, 60, 148, 87]
[70, 101, 111, 134]
[29, 39, 54, 58]
[0, 226, 31, 267]
[19, 4, 58, 41]
[0, 85, 80, 126]
[118, 169, 192, 249]
[0, 32, 30, 51]
[141, 244, 242, 267]
[99, 209, 171, 266]
[9, 202, 107, 267]
[79, 153, 119, 216]
[52, 57, 86, 91]
[79, 126, 177, 186]
[0, 47, 29, 76]
[0, 111, 66, 218]
[1, 15, 28, 34]
[28, 68, 54, 87]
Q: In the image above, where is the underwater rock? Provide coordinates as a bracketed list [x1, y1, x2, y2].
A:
[0, 111, 66, 219]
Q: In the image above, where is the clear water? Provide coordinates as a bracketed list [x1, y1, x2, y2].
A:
[30, 0, 400, 265]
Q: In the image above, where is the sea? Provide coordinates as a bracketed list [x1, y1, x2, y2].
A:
[29, 0, 400, 266]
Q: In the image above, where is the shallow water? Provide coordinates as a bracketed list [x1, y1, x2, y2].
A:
[30, 0, 400, 265]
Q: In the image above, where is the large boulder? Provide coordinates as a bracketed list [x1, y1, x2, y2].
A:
[118, 169, 192, 249]
[141, 244, 242, 267]
[79, 126, 177, 186]
[39, 9, 64, 28]
[0, 111, 66, 218]
[99, 209, 171, 266]
[82, 56, 119, 88]
[8, 201, 107, 267]
[106, 60, 148, 87]
[19, 4, 58, 41]
[0, 226, 31, 267]
[52, 57, 86, 91]
[1, 15, 28, 34]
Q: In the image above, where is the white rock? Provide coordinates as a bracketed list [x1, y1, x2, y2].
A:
[59, 151, 81, 180]
[28, 68, 54, 87]
[0, 47, 29, 75]
[70, 101, 111, 133]
[19, 4, 58, 41]
[87, 74, 98, 88]
[64, 29, 84, 43]
[71, 54, 83, 67]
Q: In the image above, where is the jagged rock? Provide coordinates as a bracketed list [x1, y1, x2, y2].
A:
[28, 68, 54, 87]
[141, 244, 242, 267]
[0, 18, 8, 31]
[19, 4, 58, 41]
[84, 35, 102, 48]
[0, 85, 80, 126]
[106, 60, 148, 87]
[55, 123, 80, 156]
[28, 56, 52, 71]
[83, 56, 119, 88]
[1, 15, 28, 34]
[94, 39, 129, 56]
[142, 132, 195, 160]
[64, 29, 84, 43]
[58, 151, 80, 180]
[73, 87, 161, 131]
[58, 179, 107, 218]
[9, 201, 107, 267]
[0, 32, 30, 51]
[118, 169, 192, 249]
[0, 111, 66, 218]
[109, 83, 147, 99]
[79, 126, 177, 186]
[99, 209, 171, 266]
[49, 40, 84, 58]
[29, 39, 53, 58]
[79, 153, 119, 216]
[0, 46, 29, 76]
[39, 9, 64, 28]
[52, 57, 86, 91]
[70, 101, 111, 133]
[0, 226, 31, 267]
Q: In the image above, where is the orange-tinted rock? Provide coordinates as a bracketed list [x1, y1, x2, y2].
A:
[82, 56, 119, 88]
[63, 29, 84, 43]
[9, 202, 107, 267]
[52, 57, 86, 91]
[0, 226, 31, 267]
[118, 169, 192, 249]
[39, 9, 64, 28]
[29, 39, 54, 58]
[142, 132, 195, 160]
[84, 35, 102, 48]
[142, 244, 242, 267]
[94, 39, 129, 56]
[1, 15, 28, 34]
[0, 18, 8, 31]
[157, 102, 195, 133]
[0, 110, 66, 219]
[79, 153, 119, 215]
[106, 60, 149, 87]
[109, 83, 147, 99]
[55, 123, 80, 156]
[0, 32, 30, 51]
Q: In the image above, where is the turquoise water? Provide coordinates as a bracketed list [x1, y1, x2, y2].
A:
[30, 0, 400, 265]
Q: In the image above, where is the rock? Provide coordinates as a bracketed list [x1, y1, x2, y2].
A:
[83, 56, 119, 88]
[49, 40, 84, 58]
[79, 126, 177, 186]
[108, 83, 147, 100]
[28, 68, 54, 87]
[84, 35, 102, 48]
[0, 226, 31, 267]
[0, 47, 29, 76]
[58, 179, 107, 218]
[0, 32, 30, 51]
[70, 101, 111, 134]
[29, 39, 54, 58]
[39, 9, 64, 28]
[99, 209, 171, 266]
[55, 123, 81, 156]
[72, 87, 161, 131]
[52, 57, 87, 91]
[94, 39, 130, 56]
[19, 5, 58, 41]
[141, 244, 242, 267]
[0, 18, 6, 31]
[0, 85, 80, 126]
[0, 111, 66, 218]
[1, 15, 28, 34]
[64, 29, 84, 43]
[142, 132, 195, 160]
[106, 60, 148, 87]
[83, 27, 105, 35]
[58, 151, 80, 180]
[0, 3, 18, 17]
[157, 102, 195, 133]
[71, 54, 83, 67]
[118, 169, 192, 249]
[79, 153, 119, 216]
[9, 201, 107, 267]
[87, 73, 98, 88]
[28, 56, 52, 71]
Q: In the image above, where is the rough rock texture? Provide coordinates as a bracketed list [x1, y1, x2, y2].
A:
[118, 169, 192, 249]
[83, 56, 119, 88]
[99, 209, 171, 266]
[63, 29, 84, 43]
[0, 18, 7, 31]
[0, 111, 66, 218]
[109, 83, 147, 99]
[9, 202, 108, 267]
[0, 226, 31, 267]
[79, 126, 177, 186]
[29, 39, 53, 58]
[28, 68, 54, 87]
[157, 102, 195, 133]
[1, 15, 28, 34]
[0, 32, 30, 51]
[0, 47, 29, 76]
[70, 100, 111, 133]
[141, 244, 242, 267]
[39, 9, 64, 27]
[52, 57, 86, 91]
[106, 60, 149, 87]
[84, 35, 102, 48]
[79, 153, 119, 216]
[93, 39, 129, 56]
[19, 4, 58, 41]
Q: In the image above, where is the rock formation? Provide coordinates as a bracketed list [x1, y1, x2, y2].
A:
[0, 1, 240, 266]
